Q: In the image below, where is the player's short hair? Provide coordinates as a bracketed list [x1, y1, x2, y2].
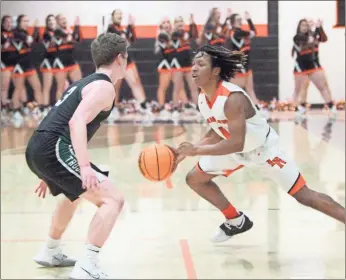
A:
[195, 45, 247, 80]
[90, 33, 127, 68]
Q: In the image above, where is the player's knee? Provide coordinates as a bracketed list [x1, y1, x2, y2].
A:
[292, 185, 313, 207]
[104, 188, 125, 212]
[186, 169, 202, 188]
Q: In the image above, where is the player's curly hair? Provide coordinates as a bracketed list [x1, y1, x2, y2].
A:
[196, 45, 247, 81]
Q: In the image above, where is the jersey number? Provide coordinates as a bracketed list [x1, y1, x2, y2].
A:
[266, 157, 287, 169]
[55, 86, 77, 107]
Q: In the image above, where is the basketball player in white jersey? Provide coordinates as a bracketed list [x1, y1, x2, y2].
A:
[177, 45, 345, 242]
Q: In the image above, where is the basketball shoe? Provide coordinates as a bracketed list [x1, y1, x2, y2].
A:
[211, 212, 253, 243]
[70, 260, 108, 279]
[33, 246, 76, 267]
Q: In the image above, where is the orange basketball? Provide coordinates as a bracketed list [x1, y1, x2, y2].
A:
[138, 144, 177, 181]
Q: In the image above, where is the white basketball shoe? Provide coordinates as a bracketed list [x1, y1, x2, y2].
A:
[33, 246, 76, 267]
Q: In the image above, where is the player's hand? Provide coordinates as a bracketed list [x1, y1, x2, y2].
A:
[244, 11, 251, 20]
[80, 165, 99, 190]
[35, 180, 48, 198]
[168, 146, 186, 165]
[178, 142, 198, 157]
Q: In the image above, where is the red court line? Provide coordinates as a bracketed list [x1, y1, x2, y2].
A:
[180, 239, 197, 280]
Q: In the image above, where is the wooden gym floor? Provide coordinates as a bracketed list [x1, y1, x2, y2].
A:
[1, 111, 345, 279]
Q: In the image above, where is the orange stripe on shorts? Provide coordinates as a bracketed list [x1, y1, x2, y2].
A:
[288, 173, 306, 196]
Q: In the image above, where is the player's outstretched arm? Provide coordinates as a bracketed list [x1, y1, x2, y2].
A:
[69, 81, 115, 169]
[178, 92, 246, 157]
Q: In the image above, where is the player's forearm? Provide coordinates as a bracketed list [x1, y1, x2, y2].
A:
[196, 139, 244, 156]
[196, 129, 222, 146]
[69, 118, 90, 166]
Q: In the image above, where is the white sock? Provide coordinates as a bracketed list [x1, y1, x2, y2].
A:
[46, 236, 61, 249]
[84, 244, 101, 262]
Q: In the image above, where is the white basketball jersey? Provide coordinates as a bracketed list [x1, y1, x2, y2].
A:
[198, 80, 270, 153]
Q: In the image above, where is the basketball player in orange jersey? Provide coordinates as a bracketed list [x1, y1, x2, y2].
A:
[176, 45, 345, 242]
[25, 33, 128, 279]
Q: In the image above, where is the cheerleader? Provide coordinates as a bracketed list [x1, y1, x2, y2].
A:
[107, 9, 150, 112]
[1, 15, 18, 110]
[292, 19, 336, 119]
[54, 14, 82, 100]
[12, 15, 42, 122]
[198, 7, 231, 48]
[39, 14, 58, 112]
[155, 17, 174, 107]
[170, 15, 198, 107]
[229, 12, 260, 107]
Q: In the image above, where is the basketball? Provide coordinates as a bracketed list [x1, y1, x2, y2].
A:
[138, 144, 177, 181]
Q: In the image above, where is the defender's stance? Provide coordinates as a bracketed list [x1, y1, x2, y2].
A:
[177, 45, 345, 242]
[25, 33, 128, 279]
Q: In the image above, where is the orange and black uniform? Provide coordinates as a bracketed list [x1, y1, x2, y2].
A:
[170, 23, 198, 72]
[107, 23, 136, 68]
[201, 21, 230, 48]
[53, 25, 81, 72]
[155, 31, 173, 73]
[12, 26, 39, 77]
[292, 32, 322, 75]
[40, 28, 58, 73]
[1, 28, 18, 72]
[230, 19, 256, 76]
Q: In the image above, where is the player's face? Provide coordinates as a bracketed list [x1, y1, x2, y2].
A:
[113, 10, 122, 24]
[2, 17, 12, 30]
[299, 20, 309, 33]
[47, 16, 56, 30]
[192, 52, 218, 87]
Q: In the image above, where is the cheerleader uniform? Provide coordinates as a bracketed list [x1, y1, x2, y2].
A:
[292, 33, 322, 75]
[107, 23, 136, 69]
[170, 23, 198, 72]
[53, 25, 81, 72]
[201, 21, 230, 47]
[12, 27, 40, 77]
[155, 31, 172, 73]
[1, 28, 18, 72]
[40, 29, 58, 73]
[229, 18, 256, 77]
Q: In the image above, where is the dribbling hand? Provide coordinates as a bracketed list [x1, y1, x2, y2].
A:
[178, 142, 198, 157]
[80, 165, 99, 190]
[35, 180, 48, 198]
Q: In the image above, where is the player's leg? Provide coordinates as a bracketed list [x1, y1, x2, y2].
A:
[33, 193, 80, 267]
[70, 178, 124, 279]
[185, 155, 253, 242]
[292, 185, 345, 223]
[264, 146, 345, 224]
